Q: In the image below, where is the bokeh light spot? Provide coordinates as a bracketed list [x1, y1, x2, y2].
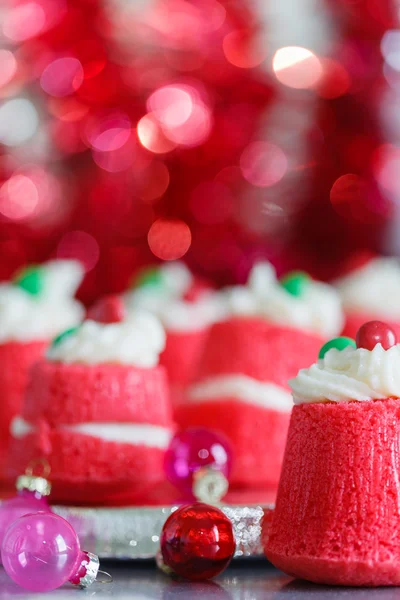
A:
[381, 30, 400, 71]
[147, 86, 193, 128]
[0, 175, 38, 220]
[0, 98, 39, 146]
[223, 30, 267, 68]
[3, 2, 46, 41]
[330, 174, 367, 217]
[92, 144, 133, 173]
[40, 58, 84, 97]
[164, 101, 212, 147]
[272, 46, 322, 89]
[57, 231, 100, 272]
[0, 51, 17, 89]
[85, 113, 131, 152]
[137, 113, 177, 154]
[146, 84, 212, 148]
[240, 142, 287, 187]
[148, 219, 191, 260]
[317, 58, 351, 99]
[373, 144, 400, 195]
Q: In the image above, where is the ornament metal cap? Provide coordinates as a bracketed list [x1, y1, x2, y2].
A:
[16, 474, 52, 497]
[75, 552, 100, 588]
[16, 458, 52, 496]
[193, 467, 229, 504]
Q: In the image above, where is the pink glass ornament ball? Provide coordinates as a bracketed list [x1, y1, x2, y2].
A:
[164, 428, 232, 497]
[0, 490, 50, 552]
[2, 513, 84, 592]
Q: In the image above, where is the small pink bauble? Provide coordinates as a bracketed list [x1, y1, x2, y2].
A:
[1, 513, 99, 592]
[0, 490, 50, 551]
[164, 428, 232, 498]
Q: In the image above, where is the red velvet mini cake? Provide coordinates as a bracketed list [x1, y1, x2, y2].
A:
[335, 256, 400, 339]
[266, 321, 400, 586]
[125, 262, 220, 411]
[0, 260, 84, 482]
[8, 313, 173, 504]
[0, 341, 47, 477]
[176, 262, 344, 489]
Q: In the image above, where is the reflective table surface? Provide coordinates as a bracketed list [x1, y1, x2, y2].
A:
[1, 561, 400, 600]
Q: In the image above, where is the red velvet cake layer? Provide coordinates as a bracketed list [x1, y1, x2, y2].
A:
[196, 318, 323, 388]
[160, 329, 209, 387]
[23, 361, 173, 426]
[7, 359, 173, 504]
[8, 430, 167, 504]
[0, 340, 47, 477]
[266, 399, 400, 586]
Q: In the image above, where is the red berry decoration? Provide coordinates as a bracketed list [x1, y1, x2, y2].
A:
[356, 321, 397, 351]
[86, 295, 126, 324]
[160, 503, 236, 581]
[183, 280, 212, 303]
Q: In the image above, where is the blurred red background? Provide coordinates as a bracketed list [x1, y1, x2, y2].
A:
[0, 0, 397, 303]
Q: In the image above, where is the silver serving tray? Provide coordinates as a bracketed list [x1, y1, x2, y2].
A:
[52, 502, 273, 560]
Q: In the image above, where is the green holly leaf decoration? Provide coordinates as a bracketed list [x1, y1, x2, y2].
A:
[134, 267, 164, 289]
[51, 326, 80, 347]
[318, 337, 356, 360]
[14, 266, 44, 296]
[280, 271, 310, 297]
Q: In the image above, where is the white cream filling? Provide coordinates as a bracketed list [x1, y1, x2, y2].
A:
[125, 289, 223, 332]
[124, 261, 225, 332]
[187, 375, 293, 413]
[0, 260, 84, 343]
[219, 262, 344, 338]
[335, 257, 400, 319]
[290, 344, 400, 404]
[46, 312, 166, 367]
[11, 417, 172, 449]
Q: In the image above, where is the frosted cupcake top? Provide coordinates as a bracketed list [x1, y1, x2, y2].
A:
[335, 257, 400, 319]
[290, 322, 400, 404]
[46, 312, 166, 367]
[0, 260, 84, 343]
[124, 261, 222, 332]
[221, 262, 344, 338]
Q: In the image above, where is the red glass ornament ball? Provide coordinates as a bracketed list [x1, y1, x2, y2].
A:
[160, 503, 236, 581]
[356, 320, 397, 351]
[86, 294, 126, 324]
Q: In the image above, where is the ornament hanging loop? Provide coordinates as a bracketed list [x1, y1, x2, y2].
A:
[25, 457, 51, 479]
[96, 570, 113, 584]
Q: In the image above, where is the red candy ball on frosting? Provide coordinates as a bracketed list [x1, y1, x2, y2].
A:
[356, 321, 397, 351]
[86, 294, 126, 324]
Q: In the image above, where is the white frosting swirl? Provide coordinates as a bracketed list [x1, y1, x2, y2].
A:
[335, 257, 400, 319]
[220, 262, 344, 338]
[0, 260, 84, 343]
[124, 261, 223, 331]
[46, 312, 166, 367]
[290, 344, 400, 404]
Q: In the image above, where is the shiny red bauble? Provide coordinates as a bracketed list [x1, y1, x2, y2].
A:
[160, 503, 236, 581]
[86, 294, 126, 324]
[356, 320, 397, 351]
